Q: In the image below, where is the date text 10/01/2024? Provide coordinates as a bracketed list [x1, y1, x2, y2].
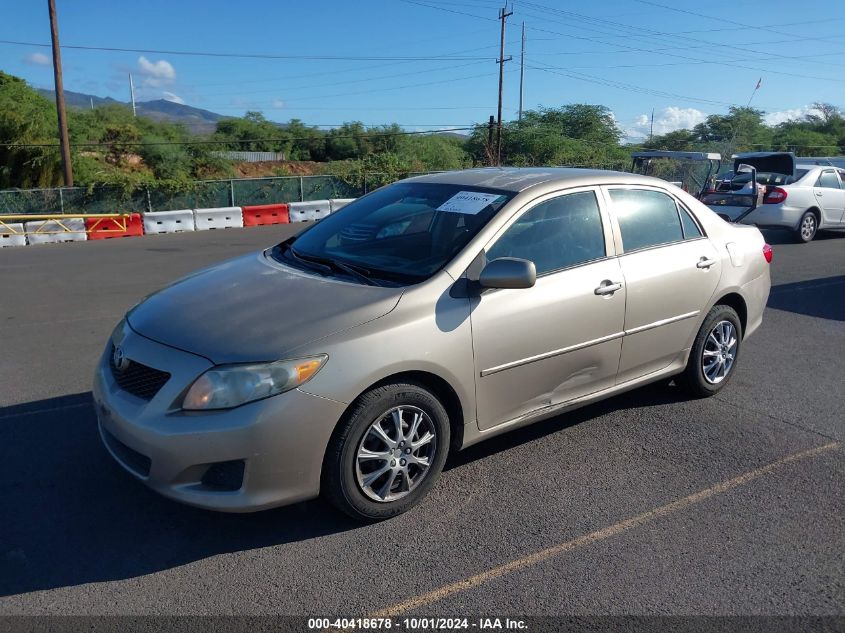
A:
[307, 618, 528, 630]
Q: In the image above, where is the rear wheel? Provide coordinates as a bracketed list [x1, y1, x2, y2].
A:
[323, 382, 450, 521]
[796, 210, 818, 243]
[677, 305, 742, 398]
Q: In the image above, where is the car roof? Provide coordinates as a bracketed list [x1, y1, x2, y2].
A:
[404, 167, 664, 193]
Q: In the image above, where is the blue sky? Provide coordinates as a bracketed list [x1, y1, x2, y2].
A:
[2, 0, 843, 140]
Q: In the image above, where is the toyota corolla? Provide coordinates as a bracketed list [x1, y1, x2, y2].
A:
[94, 168, 772, 521]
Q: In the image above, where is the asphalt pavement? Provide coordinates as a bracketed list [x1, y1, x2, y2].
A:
[0, 224, 842, 618]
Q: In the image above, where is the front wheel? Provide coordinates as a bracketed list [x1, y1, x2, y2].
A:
[322, 382, 450, 521]
[796, 210, 818, 243]
[677, 305, 742, 398]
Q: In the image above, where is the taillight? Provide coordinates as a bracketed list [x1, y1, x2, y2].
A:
[764, 187, 788, 204]
[763, 243, 773, 263]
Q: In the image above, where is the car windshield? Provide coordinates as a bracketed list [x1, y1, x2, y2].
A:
[275, 182, 515, 284]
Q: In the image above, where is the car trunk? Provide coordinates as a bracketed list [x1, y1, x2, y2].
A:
[703, 152, 796, 221]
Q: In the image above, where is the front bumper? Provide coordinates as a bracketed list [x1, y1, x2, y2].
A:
[93, 323, 347, 512]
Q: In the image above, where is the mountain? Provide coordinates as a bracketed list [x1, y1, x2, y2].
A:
[36, 88, 223, 134]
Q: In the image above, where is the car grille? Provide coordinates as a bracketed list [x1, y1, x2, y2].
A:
[100, 425, 152, 477]
[109, 344, 171, 401]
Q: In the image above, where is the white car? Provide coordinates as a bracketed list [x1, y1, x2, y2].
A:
[702, 152, 845, 242]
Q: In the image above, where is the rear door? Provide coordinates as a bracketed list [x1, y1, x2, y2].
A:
[813, 170, 845, 225]
[604, 186, 722, 384]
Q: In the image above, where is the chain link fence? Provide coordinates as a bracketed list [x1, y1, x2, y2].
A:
[0, 173, 404, 215]
[0, 166, 624, 215]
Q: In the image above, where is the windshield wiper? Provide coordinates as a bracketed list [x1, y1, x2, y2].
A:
[289, 247, 383, 287]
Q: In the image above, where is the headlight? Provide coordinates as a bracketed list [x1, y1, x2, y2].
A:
[182, 355, 328, 410]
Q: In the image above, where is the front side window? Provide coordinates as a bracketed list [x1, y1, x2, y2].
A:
[609, 188, 684, 252]
[485, 191, 605, 275]
[279, 182, 515, 284]
[817, 170, 841, 189]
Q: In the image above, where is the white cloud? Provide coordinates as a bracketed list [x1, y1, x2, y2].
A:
[764, 105, 821, 126]
[23, 52, 50, 66]
[136, 56, 175, 88]
[626, 106, 708, 140]
[162, 91, 185, 105]
[271, 99, 285, 108]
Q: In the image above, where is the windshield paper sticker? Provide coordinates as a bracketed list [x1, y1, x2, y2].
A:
[436, 191, 503, 215]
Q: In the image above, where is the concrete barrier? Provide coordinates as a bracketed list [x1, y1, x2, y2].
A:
[330, 198, 355, 212]
[0, 223, 27, 248]
[194, 207, 244, 230]
[289, 200, 331, 222]
[143, 209, 195, 234]
[24, 218, 87, 245]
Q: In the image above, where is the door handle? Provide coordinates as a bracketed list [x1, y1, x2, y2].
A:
[595, 280, 623, 295]
[697, 257, 717, 269]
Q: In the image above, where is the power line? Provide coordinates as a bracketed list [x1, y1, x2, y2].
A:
[516, 2, 843, 69]
[0, 126, 476, 149]
[0, 39, 495, 61]
[195, 59, 494, 99]
[632, 0, 845, 46]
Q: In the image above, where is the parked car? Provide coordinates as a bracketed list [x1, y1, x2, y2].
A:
[94, 168, 772, 521]
[702, 152, 845, 242]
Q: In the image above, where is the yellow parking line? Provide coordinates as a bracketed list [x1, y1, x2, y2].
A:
[370, 442, 840, 618]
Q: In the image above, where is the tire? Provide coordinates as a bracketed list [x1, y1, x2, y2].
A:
[796, 210, 818, 243]
[322, 382, 450, 521]
[677, 305, 742, 398]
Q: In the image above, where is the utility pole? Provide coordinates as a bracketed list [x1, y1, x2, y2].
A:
[496, 4, 513, 166]
[487, 115, 495, 166]
[518, 21, 525, 122]
[48, 0, 73, 187]
[129, 73, 137, 117]
[649, 108, 654, 142]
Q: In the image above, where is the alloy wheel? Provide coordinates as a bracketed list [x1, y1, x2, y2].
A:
[702, 320, 738, 384]
[801, 214, 816, 241]
[355, 405, 437, 502]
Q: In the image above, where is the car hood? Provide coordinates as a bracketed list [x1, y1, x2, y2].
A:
[127, 251, 403, 364]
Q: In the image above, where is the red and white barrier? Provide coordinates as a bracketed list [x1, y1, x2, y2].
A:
[85, 213, 144, 240]
[194, 207, 244, 230]
[0, 223, 27, 248]
[330, 198, 355, 212]
[242, 203, 290, 226]
[143, 209, 195, 234]
[289, 200, 331, 222]
[25, 218, 87, 245]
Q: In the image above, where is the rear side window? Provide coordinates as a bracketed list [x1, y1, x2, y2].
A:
[609, 189, 684, 252]
[679, 206, 703, 239]
[817, 171, 841, 189]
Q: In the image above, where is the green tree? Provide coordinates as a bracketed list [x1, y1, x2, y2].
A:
[0, 71, 62, 188]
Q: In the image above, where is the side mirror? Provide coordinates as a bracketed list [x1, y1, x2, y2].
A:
[478, 257, 536, 289]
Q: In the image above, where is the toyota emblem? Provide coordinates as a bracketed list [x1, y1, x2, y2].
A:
[112, 345, 130, 371]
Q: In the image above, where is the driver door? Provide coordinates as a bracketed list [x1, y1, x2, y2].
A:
[468, 188, 625, 431]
